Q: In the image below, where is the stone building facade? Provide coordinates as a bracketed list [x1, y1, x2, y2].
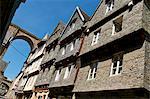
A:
[73, 0, 150, 98]
[48, 6, 89, 99]
[33, 22, 65, 99]
[6, 0, 150, 99]
[7, 35, 47, 99]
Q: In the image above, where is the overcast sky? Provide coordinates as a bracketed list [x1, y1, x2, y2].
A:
[3, 0, 100, 80]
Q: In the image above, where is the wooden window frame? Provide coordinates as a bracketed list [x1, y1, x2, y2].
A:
[110, 53, 123, 76]
[87, 62, 98, 80]
[91, 31, 100, 46]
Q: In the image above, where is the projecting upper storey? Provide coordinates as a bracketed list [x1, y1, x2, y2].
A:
[55, 7, 90, 63]
[34, 22, 65, 87]
[80, 0, 150, 55]
[40, 22, 65, 65]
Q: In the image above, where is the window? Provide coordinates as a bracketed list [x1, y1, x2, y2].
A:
[91, 32, 100, 46]
[69, 18, 77, 31]
[105, 0, 114, 14]
[62, 47, 66, 55]
[110, 56, 123, 76]
[55, 69, 61, 81]
[64, 64, 74, 79]
[87, 62, 98, 80]
[112, 16, 123, 35]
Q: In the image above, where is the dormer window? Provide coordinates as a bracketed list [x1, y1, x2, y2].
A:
[69, 18, 77, 31]
[87, 62, 98, 80]
[62, 46, 66, 55]
[112, 16, 123, 35]
[110, 54, 123, 76]
[55, 69, 61, 81]
[91, 31, 100, 46]
[105, 0, 114, 14]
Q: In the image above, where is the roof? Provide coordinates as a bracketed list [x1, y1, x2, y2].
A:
[59, 6, 90, 42]
[42, 34, 49, 41]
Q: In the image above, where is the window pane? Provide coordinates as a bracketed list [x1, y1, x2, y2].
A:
[112, 68, 116, 74]
[118, 67, 122, 74]
[119, 60, 122, 66]
[113, 61, 117, 68]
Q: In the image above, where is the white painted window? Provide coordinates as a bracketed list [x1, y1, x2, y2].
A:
[112, 16, 123, 35]
[91, 32, 100, 46]
[64, 64, 74, 79]
[55, 69, 61, 81]
[105, 0, 114, 14]
[87, 62, 98, 80]
[110, 60, 123, 76]
[62, 47, 66, 55]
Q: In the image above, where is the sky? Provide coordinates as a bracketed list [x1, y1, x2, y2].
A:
[3, 0, 100, 80]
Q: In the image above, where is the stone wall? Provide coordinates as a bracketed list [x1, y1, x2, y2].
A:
[73, 42, 145, 92]
[144, 40, 150, 91]
[80, 1, 143, 55]
[143, 0, 150, 34]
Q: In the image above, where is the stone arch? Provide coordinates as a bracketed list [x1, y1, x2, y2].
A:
[13, 35, 34, 49]
[9, 24, 41, 49]
[0, 24, 41, 58]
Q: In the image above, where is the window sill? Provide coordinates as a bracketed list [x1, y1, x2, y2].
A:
[86, 78, 96, 81]
[109, 73, 121, 77]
